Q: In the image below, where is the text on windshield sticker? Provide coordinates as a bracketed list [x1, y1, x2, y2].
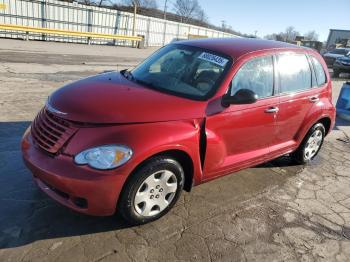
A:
[198, 52, 229, 67]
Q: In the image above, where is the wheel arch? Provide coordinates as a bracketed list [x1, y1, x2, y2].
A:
[317, 116, 332, 135]
[295, 113, 333, 145]
[125, 149, 195, 193]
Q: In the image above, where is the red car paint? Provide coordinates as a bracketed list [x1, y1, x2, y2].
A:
[21, 38, 335, 216]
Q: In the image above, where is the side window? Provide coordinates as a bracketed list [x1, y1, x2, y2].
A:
[310, 56, 327, 86]
[230, 56, 274, 99]
[277, 53, 312, 93]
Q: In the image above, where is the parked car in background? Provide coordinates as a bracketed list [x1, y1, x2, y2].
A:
[333, 51, 350, 77]
[22, 38, 335, 225]
[323, 48, 350, 67]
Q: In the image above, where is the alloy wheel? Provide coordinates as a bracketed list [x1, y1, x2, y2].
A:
[134, 170, 177, 217]
[304, 129, 323, 160]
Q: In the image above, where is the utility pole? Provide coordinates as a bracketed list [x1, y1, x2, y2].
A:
[162, 0, 168, 45]
[163, 0, 168, 20]
[132, 0, 137, 47]
[221, 20, 226, 30]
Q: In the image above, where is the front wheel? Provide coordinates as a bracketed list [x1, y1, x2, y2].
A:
[117, 156, 184, 225]
[292, 123, 325, 164]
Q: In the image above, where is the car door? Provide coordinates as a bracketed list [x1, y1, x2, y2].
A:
[270, 52, 322, 157]
[203, 55, 279, 180]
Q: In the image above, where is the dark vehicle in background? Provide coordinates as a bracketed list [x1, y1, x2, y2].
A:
[323, 48, 350, 67]
[333, 51, 350, 77]
[300, 40, 323, 53]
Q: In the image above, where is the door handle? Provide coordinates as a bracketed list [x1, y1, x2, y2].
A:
[309, 96, 320, 103]
[265, 107, 279, 113]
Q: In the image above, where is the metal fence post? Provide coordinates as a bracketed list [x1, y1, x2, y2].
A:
[87, 8, 93, 45]
[113, 11, 121, 46]
[125, 14, 129, 46]
[41, 0, 48, 41]
[146, 18, 151, 47]
[162, 20, 167, 46]
[177, 23, 180, 39]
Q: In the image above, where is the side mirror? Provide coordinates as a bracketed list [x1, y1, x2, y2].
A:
[222, 89, 258, 107]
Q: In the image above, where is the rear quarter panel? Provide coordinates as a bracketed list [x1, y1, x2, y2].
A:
[294, 49, 335, 142]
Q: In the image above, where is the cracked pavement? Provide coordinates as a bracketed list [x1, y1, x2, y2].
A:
[0, 39, 350, 262]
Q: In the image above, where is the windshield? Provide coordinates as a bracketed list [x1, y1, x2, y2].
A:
[129, 44, 232, 100]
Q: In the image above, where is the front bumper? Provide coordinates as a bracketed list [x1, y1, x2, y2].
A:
[21, 129, 128, 216]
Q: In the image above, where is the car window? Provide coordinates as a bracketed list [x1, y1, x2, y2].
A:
[310, 56, 327, 86]
[277, 53, 312, 93]
[230, 56, 274, 99]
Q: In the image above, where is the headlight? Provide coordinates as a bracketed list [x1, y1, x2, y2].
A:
[74, 145, 133, 170]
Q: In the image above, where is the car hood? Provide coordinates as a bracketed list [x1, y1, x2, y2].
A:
[337, 56, 350, 62]
[324, 53, 344, 58]
[47, 71, 207, 124]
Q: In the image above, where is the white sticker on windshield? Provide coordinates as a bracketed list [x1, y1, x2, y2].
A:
[198, 52, 228, 67]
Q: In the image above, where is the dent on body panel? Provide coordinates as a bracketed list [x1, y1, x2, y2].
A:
[202, 98, 231, 175]
[203, 116, 228, 174]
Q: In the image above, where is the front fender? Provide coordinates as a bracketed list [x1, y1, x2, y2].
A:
[64, 119, 204, 186]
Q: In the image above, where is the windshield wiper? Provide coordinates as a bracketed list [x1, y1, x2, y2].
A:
[120, 69, 135, 81]
[121, 69, 160, 91]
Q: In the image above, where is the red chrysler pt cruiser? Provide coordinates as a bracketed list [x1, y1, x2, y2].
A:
[22, 38, 335, 224]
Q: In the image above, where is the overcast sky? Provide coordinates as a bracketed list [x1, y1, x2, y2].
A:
[196, 0, 350, 41]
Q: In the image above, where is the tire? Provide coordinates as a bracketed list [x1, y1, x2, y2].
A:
[117, 156, 184, 225]
[333, 69, 340, 78]
[291, 123, 325, 164]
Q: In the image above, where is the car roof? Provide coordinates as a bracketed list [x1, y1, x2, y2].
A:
[178, 37, 302, 59]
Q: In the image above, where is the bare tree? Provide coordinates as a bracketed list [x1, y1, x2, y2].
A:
[264, 26, 300, 42]
[304, 30, 319, 41]
[122, 0, 158, 9]
[195, 7, 208, 23]
[173, 0, 201, 23]
[78, 0, 115, 6]
[283, 26, 300, 42]
[79, 0, 94, 4]
[264, 33, 284, 41]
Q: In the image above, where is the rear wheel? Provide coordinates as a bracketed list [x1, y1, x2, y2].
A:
[118, 156, 184, 225]
[292, 123, 325, 164]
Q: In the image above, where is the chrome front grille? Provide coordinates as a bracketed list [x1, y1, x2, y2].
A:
[31, 108, 77, 154]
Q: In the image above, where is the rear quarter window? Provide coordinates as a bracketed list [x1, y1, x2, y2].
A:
[310, 56, 327, 86]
